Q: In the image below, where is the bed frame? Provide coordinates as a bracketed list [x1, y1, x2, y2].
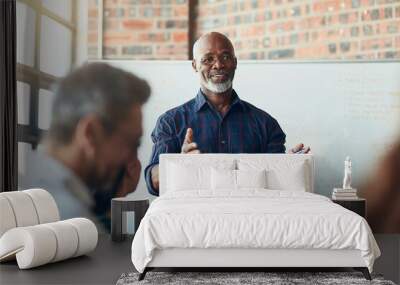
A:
[138, 154, 372, 281]
[138, 248, 371, 280]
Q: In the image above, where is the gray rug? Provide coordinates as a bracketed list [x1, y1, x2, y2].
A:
[116, 271, 396, 285]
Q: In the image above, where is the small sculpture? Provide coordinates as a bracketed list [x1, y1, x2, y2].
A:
[342, 156, 352, 189]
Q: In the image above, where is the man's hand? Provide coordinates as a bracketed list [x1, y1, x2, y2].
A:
[288, 143, 311, 154]
[151, 164, 160, 191]
[181, 128, 200, 154]
[116, 158, 142, 197]
[150, 128, 200, 193]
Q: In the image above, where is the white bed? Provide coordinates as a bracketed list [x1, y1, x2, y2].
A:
[131, 154, 380, 280]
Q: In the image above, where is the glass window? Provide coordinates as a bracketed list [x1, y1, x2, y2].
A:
[40, 16, 72, 77]
[17, 81, 30, 125]
[16, 2, 36, 66]
[42, 0, 72, 22]
[17, 142, 31, 188]
[38, 89, 54, 130]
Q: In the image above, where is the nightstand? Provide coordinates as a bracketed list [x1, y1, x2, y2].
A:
[111, 198, 149, 242]
[332, 198, 366, 218]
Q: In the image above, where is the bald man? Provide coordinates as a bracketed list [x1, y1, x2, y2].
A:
[145, 32, 310, 195]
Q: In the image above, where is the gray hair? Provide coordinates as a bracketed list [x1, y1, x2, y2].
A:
[48, 63, 150, 144]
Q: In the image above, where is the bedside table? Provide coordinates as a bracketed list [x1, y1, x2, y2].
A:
[111, 198, 149, 242]
[332, 198, 366, 218]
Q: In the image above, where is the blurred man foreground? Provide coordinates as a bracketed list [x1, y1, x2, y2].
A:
[23, 63, 150, 232]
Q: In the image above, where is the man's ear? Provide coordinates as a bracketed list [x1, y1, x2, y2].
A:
[192, 59, 198, 72]
[234, 56, 237, 69]
[75, 115, 103, 159]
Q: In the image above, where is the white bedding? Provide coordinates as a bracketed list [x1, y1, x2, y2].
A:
[131, 190, 380, 273]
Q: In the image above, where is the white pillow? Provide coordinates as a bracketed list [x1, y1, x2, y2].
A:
[266, 162, 307, 191]
[211, 168, 236, 190]
[167, 162, 210, 191]
[211, 169, 267, 190]
[237, 169, 267, 189]
[238, 159, 308, 192]
[166, 160, 235, 192]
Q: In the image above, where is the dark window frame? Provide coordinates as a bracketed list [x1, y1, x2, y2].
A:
[17, 0, 77, 149]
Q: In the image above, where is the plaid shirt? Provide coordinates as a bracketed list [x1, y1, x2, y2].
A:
[145, 89, 286, 195]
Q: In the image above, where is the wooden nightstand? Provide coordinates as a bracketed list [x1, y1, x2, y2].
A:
[332, 198, 366, 218]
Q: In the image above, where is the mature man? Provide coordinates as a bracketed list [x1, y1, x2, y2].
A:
[145, 32, 309, 196]
[23, 63, 150, 231]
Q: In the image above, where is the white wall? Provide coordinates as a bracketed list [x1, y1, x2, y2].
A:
[104, 60, 400, 201]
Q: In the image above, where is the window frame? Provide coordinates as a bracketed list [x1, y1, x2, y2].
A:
[16, 0, 77, 149]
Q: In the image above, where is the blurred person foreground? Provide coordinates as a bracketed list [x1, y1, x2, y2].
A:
[23, 63, 151, 232]
[361, 140, 400, 233]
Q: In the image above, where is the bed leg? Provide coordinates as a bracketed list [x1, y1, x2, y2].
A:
[138, 268, 148, 281]
[354, 267, 371, 280]
[362, 268, 372, 280]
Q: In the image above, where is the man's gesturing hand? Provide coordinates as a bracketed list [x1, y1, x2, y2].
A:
[181, 128, 200, 154]
[151, 128, 200, 192]
[288, 143, 311, 154]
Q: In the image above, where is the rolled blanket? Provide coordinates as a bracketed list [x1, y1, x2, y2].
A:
[0, 218, 98, 269]
[0, 189, 60, 237]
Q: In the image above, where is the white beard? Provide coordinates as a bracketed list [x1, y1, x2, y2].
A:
[204, 78, 232, 94]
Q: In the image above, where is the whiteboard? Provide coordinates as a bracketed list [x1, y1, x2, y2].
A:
[104, 60, 400, 199]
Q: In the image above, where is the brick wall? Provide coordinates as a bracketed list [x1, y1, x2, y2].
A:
[197, 0, 400, 60]
[88, 0, 400, 60]
[88, 0, 99, 59]
[88, 0, 189, 59]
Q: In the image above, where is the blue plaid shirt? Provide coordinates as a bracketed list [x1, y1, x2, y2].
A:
[145, 89, 286, 195]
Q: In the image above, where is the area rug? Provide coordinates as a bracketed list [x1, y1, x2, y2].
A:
[116, 271, 396, 285]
